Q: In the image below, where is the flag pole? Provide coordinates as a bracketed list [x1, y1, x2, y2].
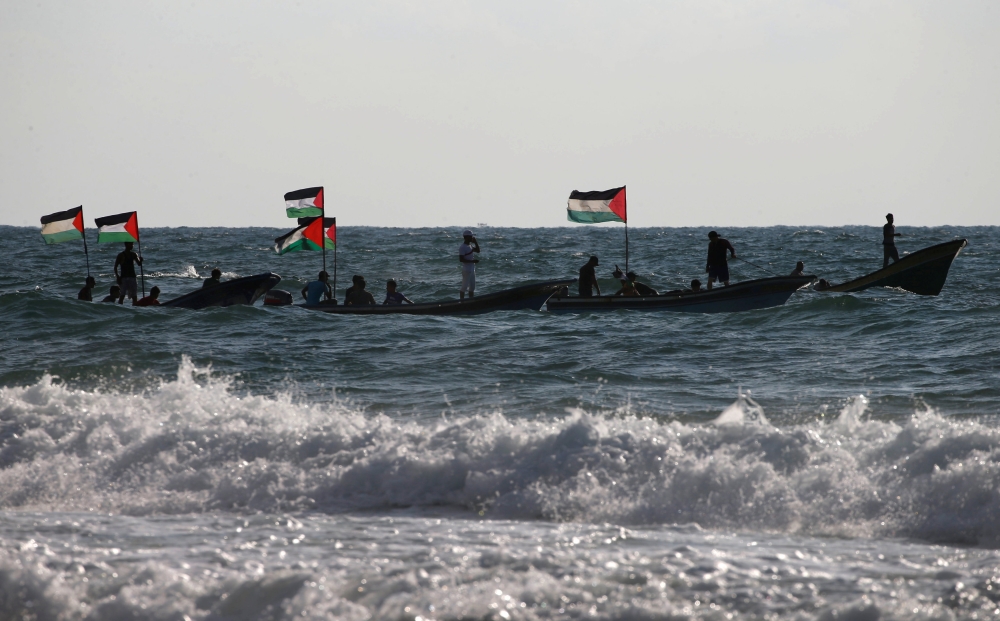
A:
[82, 216, 91, 278]
[333, 218, 338, 302]
[136, 214, 145, 297]
[623, 185, 628, 273]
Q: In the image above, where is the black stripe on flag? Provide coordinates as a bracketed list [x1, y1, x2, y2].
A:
[297, 217, 337, 227]
[94, 212, 135, 227]
[41, 206, 82, 225]
[284, 187, 323, 201]
[568, 187, 625, 201]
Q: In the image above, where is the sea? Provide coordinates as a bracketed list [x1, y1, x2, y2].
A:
[1, 224, 998, 620]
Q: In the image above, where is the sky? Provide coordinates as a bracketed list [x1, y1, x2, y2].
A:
[3, 0, 999, 228]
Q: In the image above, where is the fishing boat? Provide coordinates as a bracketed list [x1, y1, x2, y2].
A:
[546, 275, 815, 314]
[301, 279, 575, 316]
[162, 273, 281, 309]
[815, 239, 967, 296]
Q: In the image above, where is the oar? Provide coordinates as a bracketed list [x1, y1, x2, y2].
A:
[734, 256, 779, 277]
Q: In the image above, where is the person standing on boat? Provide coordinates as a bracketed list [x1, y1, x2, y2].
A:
[459, 229, 480, 300]
[301, 271, 332, 305]
[705, 231, 736, 290]
[579, 256, 601, 297]
[114, 241, 143, 304]
[883, 213, 902, 268]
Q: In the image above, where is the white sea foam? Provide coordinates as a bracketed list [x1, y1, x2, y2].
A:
[2, 359, 1000, 548]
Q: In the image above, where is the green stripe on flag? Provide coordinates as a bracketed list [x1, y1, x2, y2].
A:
[41, 229, 83, 245]
[98, 231, 138, 244]
[286, 207, 323, 218]
[277, 238, 323, 255]
[567, 211, 625, 224]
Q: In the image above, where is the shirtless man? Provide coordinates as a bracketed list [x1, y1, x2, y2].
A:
[114, 242, 143, 304]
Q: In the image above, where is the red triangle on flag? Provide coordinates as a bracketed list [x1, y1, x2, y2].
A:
[302, 217, 324, 247]
[326, 220, 336, 243]
[124, 212, 140, 241]
[72, 210, 84, 234]
[314, 187, 324, 209]
[608, 187, 627, 223]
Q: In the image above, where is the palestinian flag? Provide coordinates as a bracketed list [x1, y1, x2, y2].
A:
[95, 212, 139, 243]
[567, 186, 627, 224]
[40, 206, 85, 244]
[298, 216, 336, 249]
[275, 217, 335, 254]
[285, 187, 324, 218]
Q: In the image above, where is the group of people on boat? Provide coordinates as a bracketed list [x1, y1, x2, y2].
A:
[74, 241, 232, 306]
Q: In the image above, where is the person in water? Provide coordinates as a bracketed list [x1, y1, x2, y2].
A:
[114, 241, 143, 304]
[202, 268, 222, 288]
[459, 229, 480, 300]
[579, 256, 601, 297]
[102, 285, 121, 303]
[77, 276, 96, 301]
[345, 276, 376, 306]
[135, 286, 161, 306]
[383, 279, 413, 305]
[790, 261, 805, 277]
[883, 213, 902, 268]
[705, 231, 736, 290]
[301, 271, 332, 305]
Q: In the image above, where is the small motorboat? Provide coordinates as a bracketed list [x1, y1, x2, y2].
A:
[162, 273, 281, 309]
[546, 275, 815, 314]
[301, 279, 575, 316]
[816, 239, 967, 296]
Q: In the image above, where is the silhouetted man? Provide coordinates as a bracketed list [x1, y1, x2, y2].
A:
[579, 256, 600, 297]
[77, 276, 96, 301]
[883, 213, 902, 268]
[114, 242, 143, 304]
[706, 231, 736, 290]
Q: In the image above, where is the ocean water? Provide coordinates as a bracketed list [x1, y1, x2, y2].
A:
[1, 224, 998, 620]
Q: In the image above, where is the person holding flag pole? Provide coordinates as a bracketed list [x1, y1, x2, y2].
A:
[282, 186, 338, 302]
[566, 186, 629, 273]
[40, 205, 91, 277]
[95, 211, 145, 304]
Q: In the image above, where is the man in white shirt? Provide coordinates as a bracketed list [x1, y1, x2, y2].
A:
[458, 229, 480, 300]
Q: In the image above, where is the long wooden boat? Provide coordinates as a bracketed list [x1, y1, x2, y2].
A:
[162, 273, 281, 309]
[546, 275, 815, 314]
[816, 239, 967, 296]
[301, 279, 576, 316]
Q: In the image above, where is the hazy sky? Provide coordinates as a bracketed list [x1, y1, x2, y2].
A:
[3, 1, 998, 228]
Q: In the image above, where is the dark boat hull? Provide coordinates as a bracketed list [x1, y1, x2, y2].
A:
[546, 276, 815, 314]
[819, 239, 967, 296]
[301, 279, 576, 316]
[162, 273, 281, 309]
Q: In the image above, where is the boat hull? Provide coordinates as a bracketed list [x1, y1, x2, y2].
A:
[162, 273, 281, 309]
[820, 239, 967, 296]
[546, 276, 814, 314]
[301, 279, 576, 316]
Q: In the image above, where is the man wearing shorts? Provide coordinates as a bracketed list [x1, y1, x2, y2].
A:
[705, 231, 736, 290]
[114, 242, 143, 304]
[458, 229, 480, 300]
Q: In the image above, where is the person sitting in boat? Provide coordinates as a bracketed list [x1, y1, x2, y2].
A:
[202, 268, 222, 288]
[815, 278, 831, 291]
[690, 279, 702, 292]
[790, 261, 805, 277]
[77, 276, 96, 301]
[135, 286, 161, 307]
[345, 276, 376, 306]
[101, 285, 121, 303]
[579, 256, 601, 297]
[613, 275, 640, 297]
[383, 279, 413, 305]
[706, 231, 736, 290]
[613, 266, 657, 295]
[883, 213, 902, 268]
[302, 271, 332, 305]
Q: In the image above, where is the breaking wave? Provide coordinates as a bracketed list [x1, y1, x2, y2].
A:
[2, 359, 999, 547]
